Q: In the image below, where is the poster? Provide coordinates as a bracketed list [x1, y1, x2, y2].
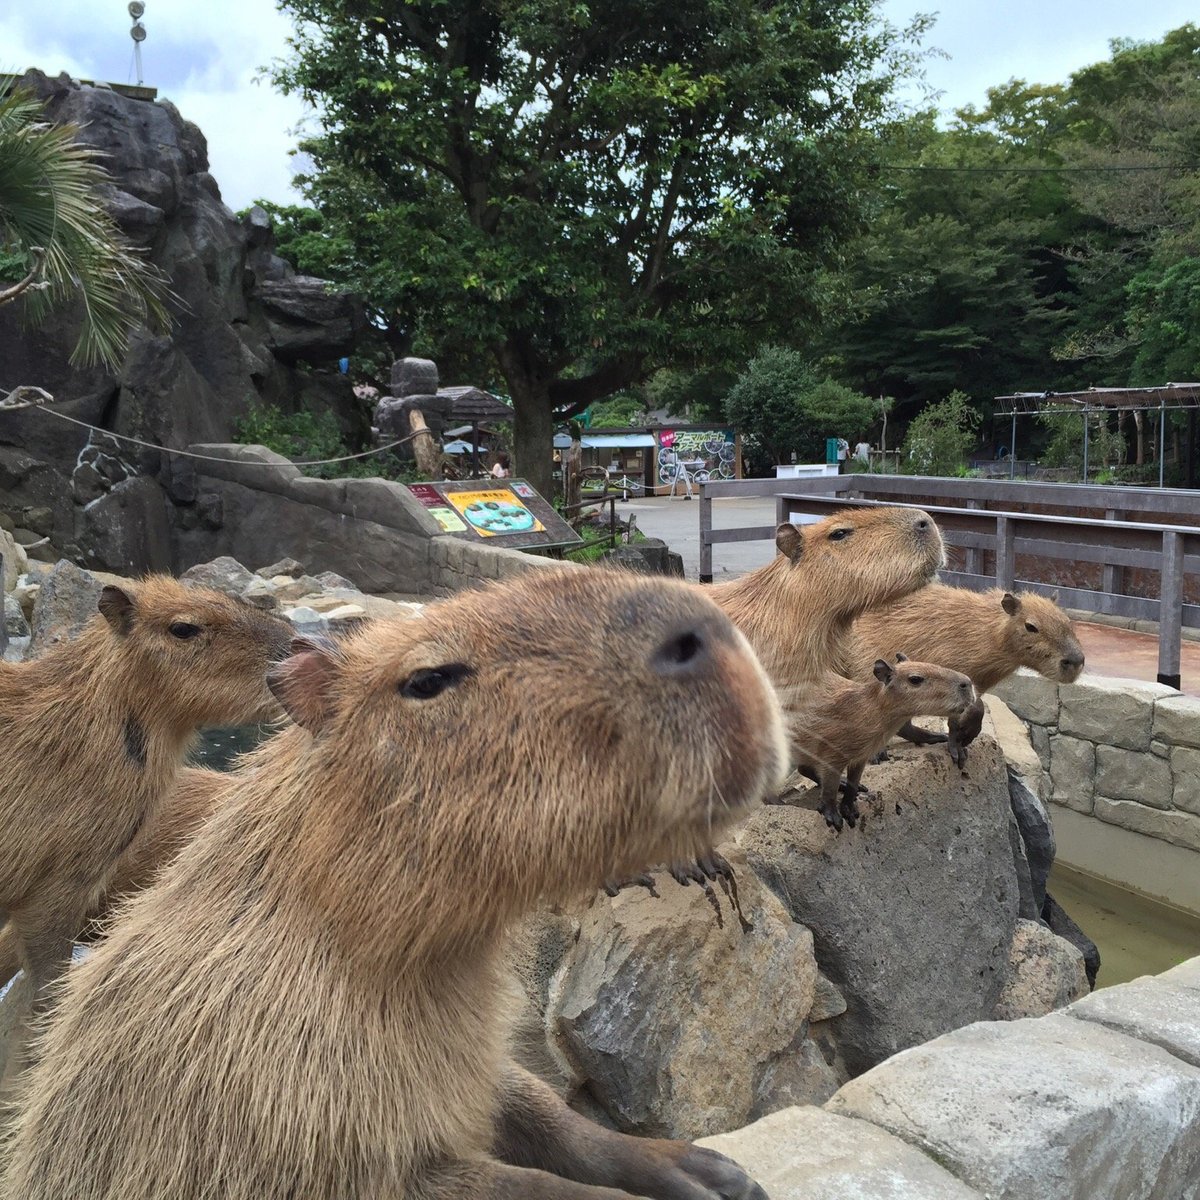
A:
[446, 488, 546, 538]
[408, 483, 468, 532]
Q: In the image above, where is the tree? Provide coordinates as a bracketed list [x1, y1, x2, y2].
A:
[272, 1, 928, 496]
[899, 390, 980, 476]
[0, 87, 168, 370]
[724, 346, 874, 466]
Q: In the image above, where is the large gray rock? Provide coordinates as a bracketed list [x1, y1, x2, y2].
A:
[1058, 676, 1176, 752]
[179, 556, 256, 596]
[739, 738, 1021, 1075]
[543, 852, 821, 1140]
[28, 559, 102, 653]
[76, 476, 173, 575]
[4, 593, 30, 637]
[697, 1106, 984, 1200]
[828, 1013, 1200, 1200]
[1067, 975, 1200, 1068]
[1008, 771, 1055, 911]
[256, 276, 361, 362]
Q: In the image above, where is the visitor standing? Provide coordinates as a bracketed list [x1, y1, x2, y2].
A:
[854, 439, 871, 467]
[836, 437, 850, 474]
[491, 453, 511, 479]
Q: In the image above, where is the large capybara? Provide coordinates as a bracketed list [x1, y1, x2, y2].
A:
[838, 584, 1085, 764]
[1, 569, 786, 1200]
[710, 507, 945, 687]
[0, 578, 291, 1084]
[782, 656, 976, 831]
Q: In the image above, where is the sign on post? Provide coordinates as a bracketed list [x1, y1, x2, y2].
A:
[406, 479, 582, 551]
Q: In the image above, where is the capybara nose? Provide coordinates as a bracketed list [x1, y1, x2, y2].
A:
[958, 680, 974, 699]
[1062, 654, 1084, 671]
[914, 516, 932, 535]
[651, 626, 711, 678]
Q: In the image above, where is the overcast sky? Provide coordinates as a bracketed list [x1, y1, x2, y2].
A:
[1, 2, 1195, 212]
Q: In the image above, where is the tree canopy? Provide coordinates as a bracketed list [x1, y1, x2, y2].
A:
[272, 0, 927, 494]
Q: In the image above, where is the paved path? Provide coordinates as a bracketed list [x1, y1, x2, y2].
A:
[630, 496, 1200, 697]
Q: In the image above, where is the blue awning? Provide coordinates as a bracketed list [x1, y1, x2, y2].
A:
[583, 433, 656, 449]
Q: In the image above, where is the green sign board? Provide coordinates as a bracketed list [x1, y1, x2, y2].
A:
[406, 479, 582, 551]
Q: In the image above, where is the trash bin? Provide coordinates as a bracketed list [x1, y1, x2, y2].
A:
[825, 437, 840, 466]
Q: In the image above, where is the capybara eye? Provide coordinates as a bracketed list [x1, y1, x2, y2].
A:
[1025, 622, 1039, 633]
[168, 622, 202, 640]
[908, 675, 925, 685]
[828, 528, 853, 542]
[399, 664, 474, 700]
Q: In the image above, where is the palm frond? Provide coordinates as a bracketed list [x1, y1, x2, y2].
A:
[0, 87, 172, 368]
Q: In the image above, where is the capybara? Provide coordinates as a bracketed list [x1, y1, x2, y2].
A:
[0, 766, 227, 990]
[710, 507, 945, 687]
[1, 569, 786, 1200]
[0, 578, 291, 1084]
[839, 585, 1085, 764]
[782, 656, 977, 831]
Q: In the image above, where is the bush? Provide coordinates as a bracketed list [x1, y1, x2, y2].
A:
[234, 404, 421, 481]
[900, 391, 981, 476]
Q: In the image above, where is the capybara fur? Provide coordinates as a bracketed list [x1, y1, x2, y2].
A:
[1, 570, 786, 1200]
[710, 507, 945, 687]
[839, 585, 1085, 764]
[782, 656, 976, 831]
[0, 578, 291, 1083]
[0, 766, 227, 990]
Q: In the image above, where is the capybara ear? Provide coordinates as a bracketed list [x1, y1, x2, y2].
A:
[895, 652, 908, 662]
[775, 522, 804, 561]
[873, 659, 894, 683]
[266, 636, 343, 733]
[1001, 592, 1020, 616]
[98, 585, 136, 635]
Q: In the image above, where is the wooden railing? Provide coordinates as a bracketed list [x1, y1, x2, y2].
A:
[698, 476, 1200, 688]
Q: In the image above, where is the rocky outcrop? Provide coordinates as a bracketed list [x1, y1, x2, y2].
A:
[0, 70, 366, 573]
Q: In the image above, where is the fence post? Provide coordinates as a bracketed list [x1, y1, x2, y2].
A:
[698, 482, 713, 584]
[1159, 530, 1183, 689]
[995, 515, 1015, 591]
[966, 499, 983, 577]
[1102, 509, 1123, 596]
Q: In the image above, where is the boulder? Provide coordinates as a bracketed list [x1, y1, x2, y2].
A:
[0, 527, 27, 591]
[738, 738, 1020, 1075]
[257, 557, 306, 579]
[828, 1013, 1200, 1200]
[75, 476, 172, 576]
[1042, 894, 1101, 990]
[179, 556, 256, 596]
[28, 560, 103, 654]
[993, 919, 1089, 1020]
[697, 1106, 984, 1200]
[256, 276, 361, 363]
[1067, 975, 1200, 1068]
[541, 851, 821, 1140]
[3, 594, 30, 638]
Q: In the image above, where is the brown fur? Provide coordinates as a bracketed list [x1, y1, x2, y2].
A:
[0, 767, 228, 989]
[710, 507, 945, 687]
[0, 578, 291, 1083]
[838, 585, 1085, 764]
[1, 569, 786, 1200]
[781, 658, 976, 830]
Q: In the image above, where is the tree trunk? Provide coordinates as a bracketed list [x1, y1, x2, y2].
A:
[407, 407, 443, 479]
[1133, 409, 1145, 466]
[509, 380, 557, 500]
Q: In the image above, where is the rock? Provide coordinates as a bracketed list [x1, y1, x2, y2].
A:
[281, 606, 324, 636]
[75, 476, 172, 576]
[1093, 796, 1200, 852]
[71, 461, 108, 505]
[1042, 893, 1101, 990]
[1067, 975, 1200, 1068]
[1058, 676, 1176, 752]
[28, 559, 103, 654]
[179, 556, 256, 596]
[1171, 747, 1200, 816]
[601, 538, 685, 577]
[809, 973, 848, 1023]
[983, 695, 1044, 791]
[1153, 695, 1200, 750]
[3, 593, 29, 637]
[1008, 771, 1054, 911]
[323, 603, 366, 624]
[600, 546, 654, 574]
[1048, 734, 1096, 814]
[257, 557, 306, 579]
[1094, 744, 1173, 808]
[739, 738, 1020, 1075]
[391, 356, 439, 397]
[992, 667, 1060, 726]
[697, 1106, 984, 1200]
[12, 577, 39, 621]
[0, 527, 27, 590]
[751, 1037, 846, 1114]
[547, 852, 819, 1139]
[241, 578, 279, 611]
[313, 570, 356, 590]
[993, 919, 1088, 1020]
[271, 575, 328, 604]
[828, 1013, 1200, 1200]
[256, 276, 361, 362]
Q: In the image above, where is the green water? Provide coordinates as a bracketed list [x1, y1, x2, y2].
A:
[189, 725, 273, 772]
[1049, 862, 1200, 988]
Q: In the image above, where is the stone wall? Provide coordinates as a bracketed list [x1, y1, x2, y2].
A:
[994, 668, 1200, 913]
[698, 954, 1200, 1200]
[172, 443, 571, 595]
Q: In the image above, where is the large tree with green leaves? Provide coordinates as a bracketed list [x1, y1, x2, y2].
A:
[0, 87, 168, 371]
[272, 0, 926, 495]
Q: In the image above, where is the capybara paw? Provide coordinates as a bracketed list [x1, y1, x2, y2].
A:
[819, 804, 843, 832]
[671, 1145, 769, 1199]
[870, 749, 890, 764]
[948, 742, 969, 769]
[603, 872, 660, 898]
[839, 799, 859, 828]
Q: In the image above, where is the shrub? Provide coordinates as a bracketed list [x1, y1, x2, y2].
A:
[900, 391, 981, 476]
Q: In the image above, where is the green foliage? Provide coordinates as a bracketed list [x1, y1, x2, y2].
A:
[234, 404, 422, 482]
[724, 346, 874, 465]
[271, 0, 932, 493]
[899, 391, 981, 476]
[1038, 409, 1126, 475]
[0, 87, 170, 368]
[586, 393, 645, 429]
[1127, 258, 1200, 383]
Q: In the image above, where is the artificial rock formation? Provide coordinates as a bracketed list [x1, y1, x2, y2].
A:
[0, 70, 365, 575]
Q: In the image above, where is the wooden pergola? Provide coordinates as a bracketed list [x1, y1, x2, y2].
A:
[992, 383, 1200, 485]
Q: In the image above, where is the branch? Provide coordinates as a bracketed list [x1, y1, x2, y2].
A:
[549, 355, 646, 416]
[0, 247, 46, 308]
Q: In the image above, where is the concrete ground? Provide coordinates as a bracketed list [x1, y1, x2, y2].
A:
[630, 495, 1200, 697]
